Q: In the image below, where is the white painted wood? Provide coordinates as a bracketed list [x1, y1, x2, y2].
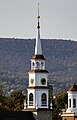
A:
[35, 29, 42, 55]
[66, 91, 77, 116]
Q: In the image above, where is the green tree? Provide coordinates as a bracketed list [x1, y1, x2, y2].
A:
[52, 91, 68, 120]
[7, 90, 25, 111]
[0, 82, 7, 111]
[0, 82, 3, 95]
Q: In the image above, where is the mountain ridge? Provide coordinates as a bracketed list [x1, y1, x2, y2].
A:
[0, 38, 77, 95]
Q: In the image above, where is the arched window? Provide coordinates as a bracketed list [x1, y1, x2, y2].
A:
[36, 62, 40, 69]
[41, 62, 44, 70]
[41, 62, 44, 66]
[41, 93, 47, 106]
[32, 62, 35, 67]
[69, 99, 71, 108]
[73, 98, 76, 108]
[32, 62, 35, 69]
[29, 93, 33, 106]
[64, 118, 67, 120]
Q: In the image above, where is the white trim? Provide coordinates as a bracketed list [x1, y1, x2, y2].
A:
[35, 29, 42, 55]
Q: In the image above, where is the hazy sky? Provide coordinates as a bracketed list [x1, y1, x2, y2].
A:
[0, 0, 77, 40]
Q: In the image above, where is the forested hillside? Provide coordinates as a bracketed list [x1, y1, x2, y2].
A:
[0, 38, 77, 95]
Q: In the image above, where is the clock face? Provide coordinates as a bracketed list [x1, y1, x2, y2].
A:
[30, 78, 34, 85]
[41, 78, 46, 85]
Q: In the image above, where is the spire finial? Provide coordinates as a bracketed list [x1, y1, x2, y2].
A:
[35, 3, 42, 55]
[37, 3, 40, 29]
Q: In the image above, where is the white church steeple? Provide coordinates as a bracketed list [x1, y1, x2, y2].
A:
[24, 3, 52, 113]
[35, 3, 42, 55]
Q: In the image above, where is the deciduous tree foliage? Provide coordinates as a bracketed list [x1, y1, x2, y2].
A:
[52, 91, 68, 120]
[7, 90, 25, 111]
[0, 90, 26, 111]
[0, 82, 3, 95]
[0, 88, 68, 120]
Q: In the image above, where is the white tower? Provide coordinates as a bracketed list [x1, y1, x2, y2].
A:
[23, 4, 52, 120]
[62, 84, 77, 120]
[67, 83, 77, 114]
[27, 3, 49, 110]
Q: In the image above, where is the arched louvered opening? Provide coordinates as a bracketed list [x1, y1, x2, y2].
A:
[32, 62, 35, 69]
[73, 98, 76, 108]
[69, 99, 71, 108]
[36, 62, 40, 69]
[41, 62, 44, 70]
[29, 93, 33, 106]
[41, 93, 47, 106]
[64, 118, 67, 120]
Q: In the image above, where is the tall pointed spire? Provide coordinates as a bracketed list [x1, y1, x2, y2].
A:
[35, 3, 42, 55]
